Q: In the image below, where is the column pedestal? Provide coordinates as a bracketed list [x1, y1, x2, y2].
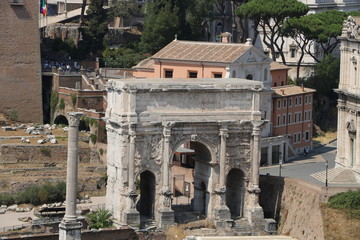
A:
[59, 220, 82, 240]
[246, 187, 264, 230]
[123, 190, 140, 227]
[214, 187, 232, 228]
[158, 189, 174, 229]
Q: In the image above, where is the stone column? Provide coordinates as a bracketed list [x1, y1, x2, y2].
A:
[356, 113, 360, 169]
[158, 122, 175, 229]
[123, 124, 140, 226]
[214, 125, 231, 228]
[267, 142, 272, 166]
[246, 121, 264, 228]
[336, 99, 346, 167]
[59, 112, 83, 240]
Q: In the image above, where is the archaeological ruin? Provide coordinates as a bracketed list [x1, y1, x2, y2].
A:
[105, 77, 269, 233]
[336, 16, 360, 177]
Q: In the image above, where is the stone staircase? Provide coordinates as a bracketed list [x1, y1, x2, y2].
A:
[140, 216, 158, 230]
[232, 218, 253, 236]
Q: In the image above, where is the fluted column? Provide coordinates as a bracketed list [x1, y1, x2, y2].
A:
[123, 124, 139, 227]
[128, 124, 136, 192]
[336, 99, 346, 166]
[246, 121, 264, 228]
[158, 122, 175, 229]
[59, 112, 83, 240]
[219, 126, 228, 187]
[356, 113, 360, 169]
[214, 124, 231, 226]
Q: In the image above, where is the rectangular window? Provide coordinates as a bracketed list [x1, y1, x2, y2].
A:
[295, 97, 298, 106]
[304, 111, 307, 121]
[9, 0, 24, 5]
[277, 100, 281, 109]
[291, 49, 296, 58]
[283, 99, 287, 108]
[189, 71, 198, 78]
[309, 95, 312, 103]
[305, 131, 309, 141]
[275, 52, 280, 59]
[309, 111, 312, 120]
[283, 115, 286, 125]
[213, 73, 222, 78]
[299, 96, 302, 105]
[294, 113, 297, 123]
[305, 95, 308, 104]
[299, 112, 302, 122]
[298, 133, 301, 142]
[288, 98, 292, 107]
[277, 115, 281, 126]
[165, 70, 173, 78]
[293, 134, 296, 143]
[288, 114, 291, 124]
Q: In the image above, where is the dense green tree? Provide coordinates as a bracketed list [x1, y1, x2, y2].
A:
[102, 47, 148, 68]
[140, 0, 216, 53]
[81, 0, 109, 56]
[140, 2, 180, 54]
[109, 0, 141, 23]
[237, 0, 309, 63]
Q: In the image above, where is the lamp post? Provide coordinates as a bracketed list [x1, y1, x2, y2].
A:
[325, 159, 328, 188]
[279, 152, 283, 177]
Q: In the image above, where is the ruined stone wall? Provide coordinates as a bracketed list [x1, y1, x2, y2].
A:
[260, 175, 324, 240]
[0, 144, 100, 164]
[0, 1, 43, 123]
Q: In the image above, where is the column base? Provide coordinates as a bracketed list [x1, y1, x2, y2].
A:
[123, 209, 140, 227]
[246, 206, 265, 231]
[158, 208, 174, 230]
[214, 205, 231, 220]
[59, 219, 82, 240]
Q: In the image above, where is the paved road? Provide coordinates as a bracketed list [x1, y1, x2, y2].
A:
[260, 140, 360, 187]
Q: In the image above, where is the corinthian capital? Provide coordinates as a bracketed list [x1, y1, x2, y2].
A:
[67, 112, 83, 127]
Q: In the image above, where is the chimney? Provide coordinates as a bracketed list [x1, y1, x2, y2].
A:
[281, 89, 285, 95]
[301, 84, 304, 92]
[220, 32, 232, 43]
[245, 38, 252, 46]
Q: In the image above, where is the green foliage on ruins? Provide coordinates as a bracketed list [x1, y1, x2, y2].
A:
[87, 208, 113, 229]
[70, 93, 77, 107]
[8, 109, 18, 122]
[50, 91, 59, 114]
[40, 147, 51, 157]
[0, 182, 66, 206]
[109, 0, 141, 20]
[90, 134, 97, 144]
[59, 98, 65, 110]
[328, 190, 360, 219]
[82, 116, 99, 128]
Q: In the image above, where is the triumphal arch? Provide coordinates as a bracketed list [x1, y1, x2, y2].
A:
[105, 78, 267, 231]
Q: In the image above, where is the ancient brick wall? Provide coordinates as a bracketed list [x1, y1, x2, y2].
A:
[0, 1, 43, 123]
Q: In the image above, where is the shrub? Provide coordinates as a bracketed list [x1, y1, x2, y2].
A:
[70, 93, 77, 107]
[328, 190, 360, 210]
[90, 134, 97, 144]
[87, 208, 113, 229]
[0, 182, 66, 206]
[8, 109, 18, 122]
[40, 148, 51, 157]
[59, 98, 65, 110]
[50, 91, 59, 113]
[99, 148, 104, 156]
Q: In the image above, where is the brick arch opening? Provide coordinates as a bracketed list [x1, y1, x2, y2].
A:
[54, 114, 68, 126]
[137, 170, 156, 219]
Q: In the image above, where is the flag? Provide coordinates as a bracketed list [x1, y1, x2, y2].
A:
[40, 0, 47, 16]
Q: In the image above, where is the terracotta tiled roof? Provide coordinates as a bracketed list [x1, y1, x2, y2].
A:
[151, 40, 252, 63]
[133, 57, 155, 69]
[272, 85, 316, 97]
[270, 61, 291, 70]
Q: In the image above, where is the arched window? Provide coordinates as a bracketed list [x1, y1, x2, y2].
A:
[246, 74, 253, 80]
[232, 70, 236, 78]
